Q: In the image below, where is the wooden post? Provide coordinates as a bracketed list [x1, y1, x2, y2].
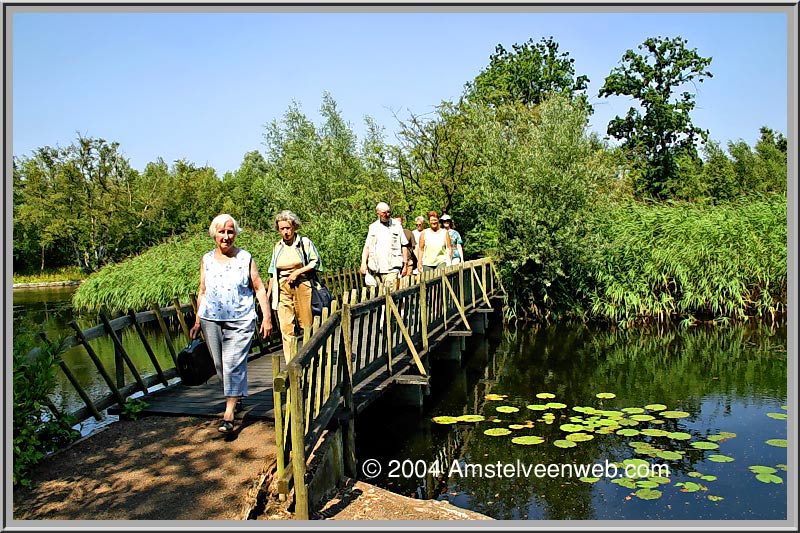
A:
[172, 297, 191, 341]
[99, 308, 148, 394]
[288, 363, 309, 520]
[384, 290, 393, 374]
[39, 332, 104, 421]
[69, 320, 126, 406]
[419, 278, 429, 353]
[340, 303, 357, 477]
[128, 309, 168, 387]
[458, 262, 465, 312]
[151, 303, 178, 366]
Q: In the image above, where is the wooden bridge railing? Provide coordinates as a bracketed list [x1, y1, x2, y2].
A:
[23, 265, 397, 432]
[276, 257, 504, 519]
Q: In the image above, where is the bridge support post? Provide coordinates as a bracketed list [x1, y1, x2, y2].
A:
[469, 312, 487, 334]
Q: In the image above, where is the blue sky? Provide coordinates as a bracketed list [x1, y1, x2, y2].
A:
[10, 8, 792, 177]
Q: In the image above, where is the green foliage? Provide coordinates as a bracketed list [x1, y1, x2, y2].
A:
[120, 398, 149, 421]
[13, 137, 222, 274]
[585, 194, 787, 325]
[599, 36, 713, 199]
[13, 321, 80, 487]
[465, 36, 590, 109]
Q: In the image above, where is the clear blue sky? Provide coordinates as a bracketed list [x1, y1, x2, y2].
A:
[10, 8, 792, 177]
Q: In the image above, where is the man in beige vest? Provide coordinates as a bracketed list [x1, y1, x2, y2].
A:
[360, 202, 409, 291]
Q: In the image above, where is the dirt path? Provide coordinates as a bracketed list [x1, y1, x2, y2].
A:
[12, 415, 491, 522]
[12, 416, 280, 521]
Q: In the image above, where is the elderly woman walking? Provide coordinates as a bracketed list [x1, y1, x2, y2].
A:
[190, 214, 272, 434]
[267, 210, 324, 362]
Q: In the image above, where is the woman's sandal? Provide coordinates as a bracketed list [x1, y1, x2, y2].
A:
[218, 420, 234, 434]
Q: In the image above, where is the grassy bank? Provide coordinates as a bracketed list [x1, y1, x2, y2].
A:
[13, 267, 89, 285]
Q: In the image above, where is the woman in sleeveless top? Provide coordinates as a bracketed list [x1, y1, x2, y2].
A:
[190, 214, 271, 434]
[418, 210, 453, 272]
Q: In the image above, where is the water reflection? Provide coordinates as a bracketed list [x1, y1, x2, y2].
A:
[356, 320, 787, 521]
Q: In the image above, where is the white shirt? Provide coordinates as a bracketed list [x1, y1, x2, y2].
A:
[365, 218, 409, 273]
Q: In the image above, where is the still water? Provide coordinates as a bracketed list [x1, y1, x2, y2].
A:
[13, 285, 184, 435]
[355, 319, 789, 521]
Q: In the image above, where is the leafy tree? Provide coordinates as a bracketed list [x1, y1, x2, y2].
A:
[14, 136, 145, 273]
[701, 141, 737, 201]
[599, 36, 713, 199]
[465, 36, 590, 109]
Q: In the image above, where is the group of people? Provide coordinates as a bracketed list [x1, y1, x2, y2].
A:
[190, 204, 464, 434]
[360, 203, 465, 291]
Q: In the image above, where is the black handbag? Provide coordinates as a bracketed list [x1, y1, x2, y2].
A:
[298, 236, 334, 317]
[310, 280, 333, 317]
[177, 339, 216, 386]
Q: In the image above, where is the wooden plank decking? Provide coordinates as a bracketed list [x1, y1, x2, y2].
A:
[112, 352, 284, 421]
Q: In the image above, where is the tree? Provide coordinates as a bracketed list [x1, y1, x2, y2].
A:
[599, 36, 713, 199]
[464, 36, 590, 109]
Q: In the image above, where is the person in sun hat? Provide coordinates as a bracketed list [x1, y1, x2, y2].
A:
[440, 214, 464, 265]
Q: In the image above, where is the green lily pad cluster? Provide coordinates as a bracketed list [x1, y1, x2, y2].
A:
[430, 391, 788, 504]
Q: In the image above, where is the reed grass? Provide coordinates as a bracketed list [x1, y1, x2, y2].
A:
[13, 266, 89, 285]
[585, 193, 787, 326]
[71, 232, 276, 313]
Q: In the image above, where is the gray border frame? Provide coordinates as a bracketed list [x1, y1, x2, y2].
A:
[4, 1, 797, 531]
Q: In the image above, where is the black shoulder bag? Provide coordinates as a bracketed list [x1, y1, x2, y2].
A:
[298, 236, 333, 316]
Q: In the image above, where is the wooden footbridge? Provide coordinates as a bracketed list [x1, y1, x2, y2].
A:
[28, 258, 505, 519]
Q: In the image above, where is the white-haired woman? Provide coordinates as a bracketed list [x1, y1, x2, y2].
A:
[190, 214, 271, 434]
[267, 210, 323, 362]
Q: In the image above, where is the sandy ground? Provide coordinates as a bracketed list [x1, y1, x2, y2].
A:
[11, 415, 491, 523]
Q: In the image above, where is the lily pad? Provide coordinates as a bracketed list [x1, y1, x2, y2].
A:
[484, 393, 507, 401]
[777, 463, 787, 471]
[700, 475, 717, 482]
[616, 428, 640, 437]
[565, 432, 594, 442]
[559, 423, 588, 433]
[708, 495, 725, 502]
[553, 439, 577, 448]
[765, 439, 787, 448]
[508, 424, 526, 430]
[579, 477, 600, 483]
[600, 410, 625, 418]
[595, 392, 616, 399]
[630, 414, 655, 422]
[572, 406, 596, 414]
[456, 414, 485, 423]
[688, 471, 704, 478]
[535, 392, 556, 399]
[634, 488, 662, 500]
[641, 429, 669, 437]
[644, 403, 667, 411]
[766, 412, 787, 420]
[755, 473, 783, 484]
[496, 405, 519, 413]
[706, 434, 729, 442]
[718, 431, 737, 439]
[707, 454, 734, 463]
[432, 416, 459, 425]
[660, 410, 690, 419]
[617, 419, 639, 427]
[622, 407, 645, 414]
[690, 441, 719, 450]
[648, 476, 672, 485]
[656, 450, 683, 461]
[483, 428, 512, 437]
[667, 431, 692, 440]
[611, 478, 637, 489]
[545, 402, 567, 409]
[636, 480, 659, 489]
[526, 404, 549, 411]
[749, 465, 777, 474]
[676, 481, 702, 493]
[511, 435, 545, 445]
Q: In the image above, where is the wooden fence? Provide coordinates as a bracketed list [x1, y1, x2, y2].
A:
[272, 258, 504, 518]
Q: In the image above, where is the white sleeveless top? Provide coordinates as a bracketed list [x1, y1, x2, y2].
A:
[197, 248, 255, 322]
